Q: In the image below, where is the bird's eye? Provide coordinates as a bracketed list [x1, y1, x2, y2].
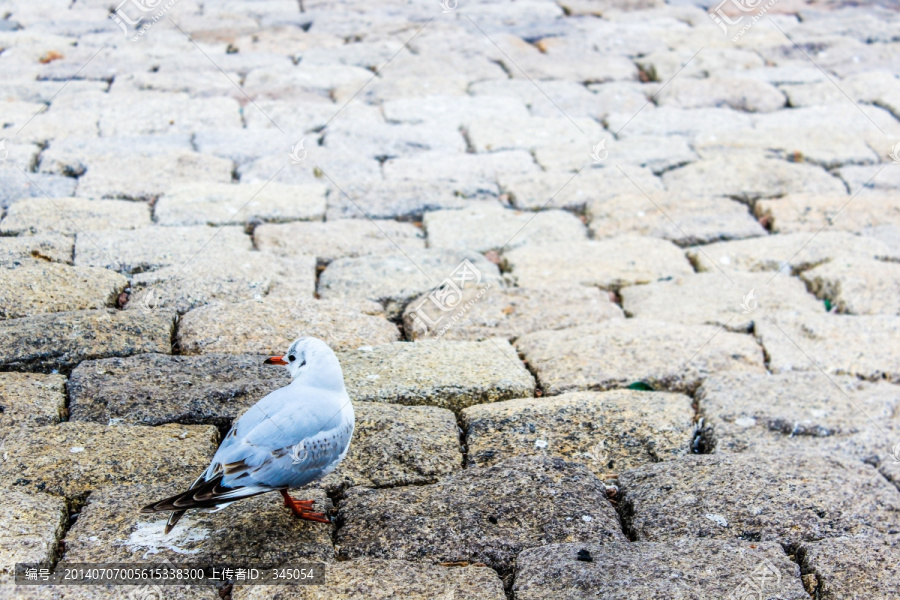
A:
[288, 354, 296, 362]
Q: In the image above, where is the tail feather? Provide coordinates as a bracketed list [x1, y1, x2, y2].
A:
[165, 510, 187, 534]
[141, 475, 272, 535]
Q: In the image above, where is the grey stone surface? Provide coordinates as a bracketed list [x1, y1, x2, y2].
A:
[466, 116, 606, 154]
[324, 120, 466, 158]
[403, 285, 624, 341]
[747, 105, 899, 163]
[244, 63, 373, 100]
[881, 454, 900, 493]
[383, 95, 531, 126]
[697, 371, 900, 458]
[514, 540, 808, 600]
[693, 128, 878, 170]
[586, 81, 656, 118]
[63, 483, 332, 564]
[4, 3, 900, 597]
[336, 456, 625, 579]
[319, 402, 460, 493]
[635, 48, 765, 82]
[662, 156, 847, 202]
[801, 257, 900, 315]
[240, 146, 382, 188]
[74, 225, 252, 274]
[255, 219, 425, 264]
[799, 537, 900, 600]
[606, 106, 754, 139]
[0, 422, 218, 498]
[382, 150, 538, 197]
[688, 232, 897, 275]
[499, 168, 665, 212]
[462, 390, 694, 480]
[0, 491, 67, 582]
[240, 96, 349, 132]
[620, 271, 825, 331]
[492, 34, 636, 83]
[176, 298, 399, 355]
[0, 261, 127, 320]
[95, 92, 242, 137]
[0, 170, 76, 210]
[0, 233, 73, 266]
[504, 237, 693, 289]
[75, 150, 234, 201]
[235, 560, 506, 600]
[0, 309, 175, 373]
[839, 164, 900, 193]
[535, 134, 697, 175]
[37, 134, 192, 178]
[470, 79, 617, 121]
[154, 182, 327, 226]
[586, 194, 766, 246]
[517, 319, 765, 395]
[324, 180, 482, 221]
[756, 192, 900, 234]
[0, 197, 151, 235]
[655, 76, 786, 112]
[0, 372, 66, 430]
[619, 451, 900, 544]
[331, 54, 503, 103]
[424, 204, 587, 252]
[126, 251, 316, 315]
[194, 128, 290, 166]
[756, 312, 900, 382]
[865, 224, 900, 257]
[68, 353, 289, 429]
[0, 138, 41, 171]
[318, 250, 502, 320]
[338, 340, 534, 413]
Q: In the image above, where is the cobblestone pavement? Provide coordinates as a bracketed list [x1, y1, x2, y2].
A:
[1, 0, 900, 598]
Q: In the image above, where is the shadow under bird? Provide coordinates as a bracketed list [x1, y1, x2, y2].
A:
[141, 337, 355, 533]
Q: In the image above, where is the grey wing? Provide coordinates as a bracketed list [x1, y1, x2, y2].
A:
[245, 420, 354, 489]
[207, 387, 353, 489]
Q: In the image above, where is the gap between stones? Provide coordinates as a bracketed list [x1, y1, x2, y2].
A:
[47, 491, 91, 572]
[784, 542, 819, 599]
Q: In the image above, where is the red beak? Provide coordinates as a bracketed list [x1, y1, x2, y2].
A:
[264, 355, 288, 365]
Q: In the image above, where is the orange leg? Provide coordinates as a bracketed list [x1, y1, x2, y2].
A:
[280, 490, 330, 523]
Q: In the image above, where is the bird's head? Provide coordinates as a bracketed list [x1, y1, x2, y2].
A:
[264, 337, 344, 388]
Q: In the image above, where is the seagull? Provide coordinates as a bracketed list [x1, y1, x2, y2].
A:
[141, 337, 355, 533]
